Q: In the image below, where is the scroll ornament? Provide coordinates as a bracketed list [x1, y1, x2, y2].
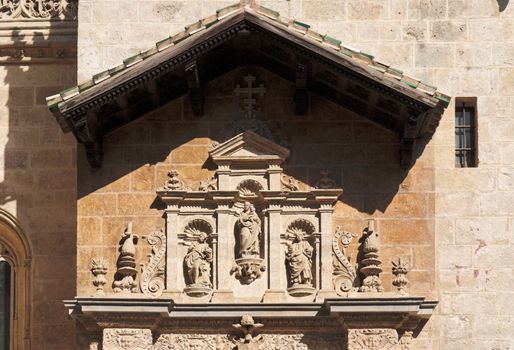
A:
[332, 226, 357, 295]
[0, 0, 77, 19]
[140, 229, 166, 297]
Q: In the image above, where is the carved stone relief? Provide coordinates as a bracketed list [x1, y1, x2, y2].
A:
[103, 329, 152, 350]
[347, 329, 399, 350]
[140, 229, 166, 297]
[0, 0, 77, 19]
[153, 334, 232, 350]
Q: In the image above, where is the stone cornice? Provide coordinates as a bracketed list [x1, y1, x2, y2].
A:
[64, 296, 436, 335]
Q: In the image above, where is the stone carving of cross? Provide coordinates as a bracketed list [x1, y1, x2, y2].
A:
[234, 74, 266, 119]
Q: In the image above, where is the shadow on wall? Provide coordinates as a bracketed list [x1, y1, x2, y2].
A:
[77, 67, 435, 218]
[498, 0, 510, 12]
[0, 25, 77, 348]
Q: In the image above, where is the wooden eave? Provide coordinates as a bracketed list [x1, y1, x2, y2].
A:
[48, 5, 449, 168]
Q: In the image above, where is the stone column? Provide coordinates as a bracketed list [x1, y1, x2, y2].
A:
[319, 204, 334, 291]
[263, 202, 286, 301]
[268, 164, 282, 190]
[212, 202, 234, 301]
[165, 206, 181, 295]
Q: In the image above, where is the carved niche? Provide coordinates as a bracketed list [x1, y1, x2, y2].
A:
[156, 131, 342, 300]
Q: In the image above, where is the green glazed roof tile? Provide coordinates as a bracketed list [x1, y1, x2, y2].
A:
[203, 14, 218, 28]
[306, 29, 324, 42]
[156, 37, 174, 52]
[255, 4, 280, 19]
[123, 53, 143, 67]
[216, 3, 240, 20]
[339, 47, 353, 57]
[171, 30, 189, 44]
[93, 70, 111, 84]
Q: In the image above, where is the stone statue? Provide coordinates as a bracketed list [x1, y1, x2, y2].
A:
[286, 230, 314, 287]
[237, 202, 261, 257]
[184, 232, 213, 287]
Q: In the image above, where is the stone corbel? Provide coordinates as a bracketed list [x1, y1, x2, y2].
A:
[76, 111, 103, 168]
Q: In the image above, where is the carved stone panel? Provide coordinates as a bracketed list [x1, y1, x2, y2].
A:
[347, 329, 399, 350]
[103, 329, 153, 350]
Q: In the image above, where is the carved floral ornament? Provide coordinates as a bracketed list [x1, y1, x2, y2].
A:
[0, 0, 77, 19]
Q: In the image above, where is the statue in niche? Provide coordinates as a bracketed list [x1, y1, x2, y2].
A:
[237, 201, 261, 257]
[183, 220, 214, 297]
[185, 232, 213, 287]
[231, 202, 266, 284]
[286, 229, 314, 287]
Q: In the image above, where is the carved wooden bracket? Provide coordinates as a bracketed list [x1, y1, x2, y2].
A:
[185, 60, 204, 116]
[294, 57, 309, 115]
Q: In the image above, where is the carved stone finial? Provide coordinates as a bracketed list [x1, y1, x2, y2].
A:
[140, 229, 166, 297]
[358, 220, 384, 293]
[392, 257, 409, 295]
[91, 258, 107, 295]
[281, 174, 300, 191]
[232, 314, 263, 344]
[315, 169, 337, 189]
[113, 222, 139, 293]
[333, 226, 357, 295]
[163, 170, 191, 191]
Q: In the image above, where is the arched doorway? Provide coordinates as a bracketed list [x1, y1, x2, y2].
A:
[0, 209, 32, 350]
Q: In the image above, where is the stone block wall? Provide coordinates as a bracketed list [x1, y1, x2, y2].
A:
[0, 62, 77, 349]
[76, 0, 514, 348]
[77, 67, 436, 301]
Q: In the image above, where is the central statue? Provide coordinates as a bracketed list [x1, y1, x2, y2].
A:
[237, 202, 262, 257]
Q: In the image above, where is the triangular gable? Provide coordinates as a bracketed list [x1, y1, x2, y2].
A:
[47, 1, 450, 168]
[210, 130, 290, 163]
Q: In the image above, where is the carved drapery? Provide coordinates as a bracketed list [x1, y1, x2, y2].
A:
[0, 0, 77, 19]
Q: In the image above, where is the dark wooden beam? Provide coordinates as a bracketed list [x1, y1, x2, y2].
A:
[294, 56, 309, 115]
[185, 60, 204, 116]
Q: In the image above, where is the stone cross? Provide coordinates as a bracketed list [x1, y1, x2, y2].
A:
[234, 74, 266, 118]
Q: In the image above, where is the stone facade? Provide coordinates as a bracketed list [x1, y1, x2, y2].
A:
[0, 0, 512, 349]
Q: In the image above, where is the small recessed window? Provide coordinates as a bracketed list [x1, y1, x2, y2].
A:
[455, 97, 478, 168]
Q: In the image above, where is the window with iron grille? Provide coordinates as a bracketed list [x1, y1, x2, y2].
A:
[455, 98, 478, 168]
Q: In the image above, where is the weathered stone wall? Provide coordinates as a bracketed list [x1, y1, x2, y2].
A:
[0, 62, 77, 349]
[77, 0, 514, 349]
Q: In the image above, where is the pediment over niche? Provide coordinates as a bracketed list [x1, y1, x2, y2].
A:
[210, 131, 290, 164]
